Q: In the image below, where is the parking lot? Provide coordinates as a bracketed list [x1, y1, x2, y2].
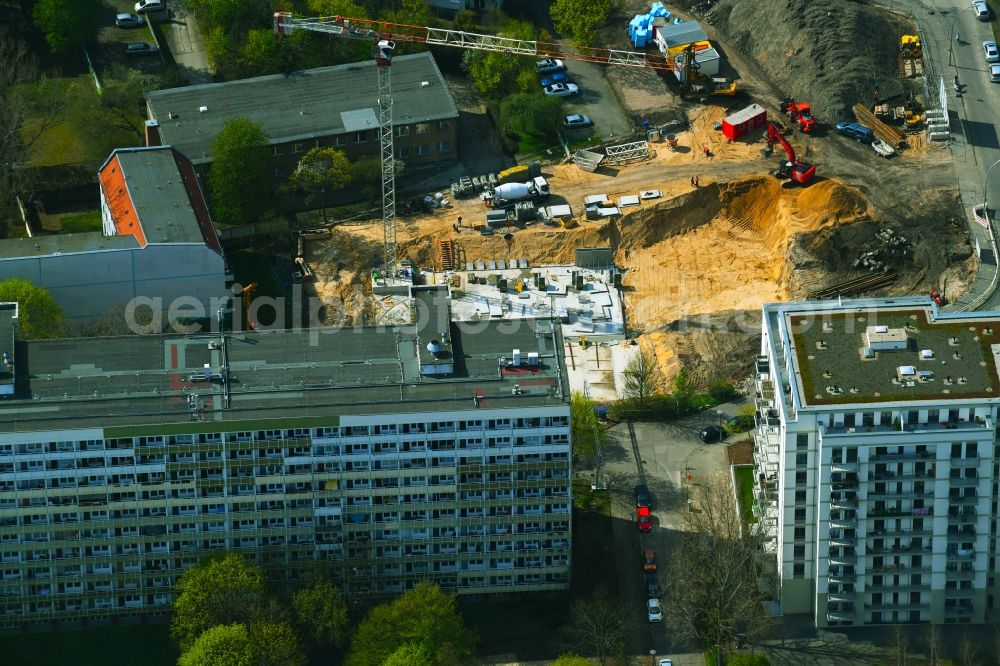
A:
[597, 407, 742, 660]
[552, 56, 634, 142]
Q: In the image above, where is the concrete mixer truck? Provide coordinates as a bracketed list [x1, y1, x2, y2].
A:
[481, 176, 550, 209]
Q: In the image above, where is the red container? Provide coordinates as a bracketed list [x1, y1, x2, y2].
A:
[722, 103, 767, 141]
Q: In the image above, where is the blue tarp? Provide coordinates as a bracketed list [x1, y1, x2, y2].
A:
[629, 2, 673, 47]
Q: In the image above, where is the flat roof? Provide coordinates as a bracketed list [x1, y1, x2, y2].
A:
[147, 53, 459, 164]
[0, 233, 138, 261]
[785, 305, 1000, 406]
[0, 298, 567, 434]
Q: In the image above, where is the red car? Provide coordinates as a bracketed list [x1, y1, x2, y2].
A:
[637, 506, 653, 532]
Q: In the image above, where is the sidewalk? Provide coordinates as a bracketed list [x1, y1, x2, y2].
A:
[161, 4, 212, 84]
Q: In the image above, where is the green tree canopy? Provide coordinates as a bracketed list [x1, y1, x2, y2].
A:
[208, 118, 272, 226]
[32, 0, 103, 54]
[382, 643, 434, 666]
[70, 66, 160, 159]
[308, 0, 369, 17]
[499, 93, 564, 137]
[248, 621, 307, 666]
[170, 553, 269, 652]
[179, 624, 253, 666]
[570, 391, 606, 460]
[189, 0, 270, 34]
[346, 582, 474, 666]
[550, 655, 593, 666]
[292, 578, 350, 648]
[290, 147, 352, 222]
[463, 19, 537, 99]
[550, 0, 612, 46]
[0, 278, 65, 339]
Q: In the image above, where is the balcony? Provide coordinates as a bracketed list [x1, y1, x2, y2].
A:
[950, 457, 981, 467]
[829, 533, 856, 547]
[867, 563, 931, 574]
[947, 548, 975, 560]
[829, 514, 857, 529]
[830, 496, 858, 510]
[826, 611, 855, 623]
[865, 601, 928, 612]
[831, 461, 859, 473]
[829, 553, 856, 567]
[945, 587, 976, 598]
[948, 476, 980, 487]
[867, 507, 933, 519]
[949, 494, 978, 505]
[944, 605, 974, 616]
[866, 544, 931, 555]
[827, 591, 854, 603]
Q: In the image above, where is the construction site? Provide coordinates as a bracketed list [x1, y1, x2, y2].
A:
[294, 0, 975, 388]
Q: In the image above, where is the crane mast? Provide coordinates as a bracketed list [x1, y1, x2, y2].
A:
[274, 12, 686, 281]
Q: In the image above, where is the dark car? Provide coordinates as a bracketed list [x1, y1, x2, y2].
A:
[646, 572, 660, 598]
[126, 42, 159, 56]
[699, 425, 727, 443]
[634, 483, 650, 508]
[834, 121, 873, 144]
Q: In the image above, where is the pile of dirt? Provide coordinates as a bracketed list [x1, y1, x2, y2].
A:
[707, 0, 913, 118]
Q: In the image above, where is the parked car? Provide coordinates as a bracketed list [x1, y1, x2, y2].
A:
[646, 573, 660, 598]
[647, 598, 663, 623]
[126, 42, 159, 56]
[134, 0, 165, 14]
[642, 548, 657, 572]
[543, 83, 579, 97]
[699, 425, 726, 443]
[974, 0, 991, 20]
[536, 58, 565, 73]
[991, 64, 1000, 82]
[659, 661, 674, 666]
[637, 506, 653, 532]
[634, 484, 650, 508]
[115, 12, 144, 28]
[834, 121, 874, 144]
[563, 114, 593, 129]
[872, 138, 896, 159]
[540, 72, 571, 87]
[985, 40, 1000, 63]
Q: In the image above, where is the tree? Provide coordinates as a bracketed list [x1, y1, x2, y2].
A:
[891, 622, 908, 666]
[561, 586, 626, 666]
[239, 29, 292, 78]
[959, 631, 977, 666]
[382, 643, 434, 666]
[571, 391, 606, 460]
[290, 147, 352, 222]
[662, 479, 774, 653]
[189, 0, 271, 34]
[550, 655, 592, 666]
[498, 94, 564, 138]
[550, 0, 612, 46]
[0, 279, 65, 339]
[707, 379, 738, 403]
[463, 19, 537, 99]
[248, 621, 307, 666]
[70, 66, 159, 158]
[345, 582, 474, 666]
[32, 0, 103, 54]
[671, 367, 696, 413]
[179, 624, 253, 666]
[170, 553, 269, 652]
[209, 118, 273, 226]
[291, 578, 350, 649]
[621, 348, 664, 410]
[923, 622, 941, 666]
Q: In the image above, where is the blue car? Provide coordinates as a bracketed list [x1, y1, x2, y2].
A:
[540, 72, 571, 87]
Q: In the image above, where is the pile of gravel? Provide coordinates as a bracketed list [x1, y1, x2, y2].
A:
[707, 0, 915, 120]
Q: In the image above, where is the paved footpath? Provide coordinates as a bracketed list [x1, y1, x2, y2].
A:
[162, 1, 212, 84]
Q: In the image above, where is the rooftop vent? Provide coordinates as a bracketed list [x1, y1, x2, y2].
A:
[199, 106, 209, 113]
[421, 81, 430, 87]
[426, 340, 443, 354]
[920, 349, 934, 360]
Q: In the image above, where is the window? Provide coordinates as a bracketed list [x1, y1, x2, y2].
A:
[292, 142, 306, 153]
[437, 141, 450, 153]
[356, 132, 368, 143]
[793, 563, 804, 578]
[793, 544, 805, 557]
[795, 490, 806, 502]
[395, 125, 410, 137]
[796, 433, 809, 449]
[395, 147, 410, 159]
[794, 527, 805, 540]
[272, 145, 283, 156]
[795, 471, 807, 484]
[796, 452, 808, 467]
[415, 144, 429, 156]
[416, 123, 431, 134]
[794, 508, 806, 522]
[333, 135, 347, 146]
[437, 120, 450, 130]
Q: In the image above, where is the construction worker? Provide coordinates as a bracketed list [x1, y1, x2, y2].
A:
[457, 215, 462, 227]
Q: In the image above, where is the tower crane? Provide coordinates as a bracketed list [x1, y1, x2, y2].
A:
[273, 13, 684, 282]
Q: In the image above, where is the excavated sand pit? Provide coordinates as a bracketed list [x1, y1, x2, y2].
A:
[305, 175, 874, 380]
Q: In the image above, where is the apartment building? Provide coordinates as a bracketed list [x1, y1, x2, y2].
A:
[0, 286, 571, 631]
[754, 297, 1000, 627]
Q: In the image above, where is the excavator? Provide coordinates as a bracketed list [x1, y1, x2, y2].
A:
[678, 43, 739, 100]
[780, 97, 816, 133]
[765, 121, 816, 185]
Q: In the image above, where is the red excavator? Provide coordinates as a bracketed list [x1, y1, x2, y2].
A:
[780, 97, 816, 133]
[765, 121, 816, 185]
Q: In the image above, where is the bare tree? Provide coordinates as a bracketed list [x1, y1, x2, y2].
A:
[621, 347, 664, 410]
[923, 622, 940, 666]
[891, 622, 908, 666]
[561, 586, 627, 666]
[662, 478, 774, 653]
[959, 631, 977, 666]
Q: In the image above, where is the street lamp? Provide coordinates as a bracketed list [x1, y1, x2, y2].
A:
[717, 410, 725, 431]
[983, 158, 1000, 218]
[949, 6, 972, 68]
[649, 648, 657, 666]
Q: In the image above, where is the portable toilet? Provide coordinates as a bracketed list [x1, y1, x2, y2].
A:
[722, 104, 767, 141]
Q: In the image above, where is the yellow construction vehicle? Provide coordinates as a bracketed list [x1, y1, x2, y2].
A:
[899, 35, 921, 56]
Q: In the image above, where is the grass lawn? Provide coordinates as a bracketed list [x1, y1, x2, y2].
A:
[0, 623, 177, 666]
[733, 465, 756, 528]
[56, 210, 103, 233]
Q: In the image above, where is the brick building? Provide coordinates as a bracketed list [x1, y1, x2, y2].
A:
[145, 53, 459, 179]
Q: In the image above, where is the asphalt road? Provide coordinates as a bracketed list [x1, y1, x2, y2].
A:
[887, 0, 1000, 308]
[558, 57, 635, 142]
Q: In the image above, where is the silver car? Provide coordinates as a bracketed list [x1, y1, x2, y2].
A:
[991, 64, 1000, 82]
[543, 83, 579, 97]
[984, 40, 999, 63]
